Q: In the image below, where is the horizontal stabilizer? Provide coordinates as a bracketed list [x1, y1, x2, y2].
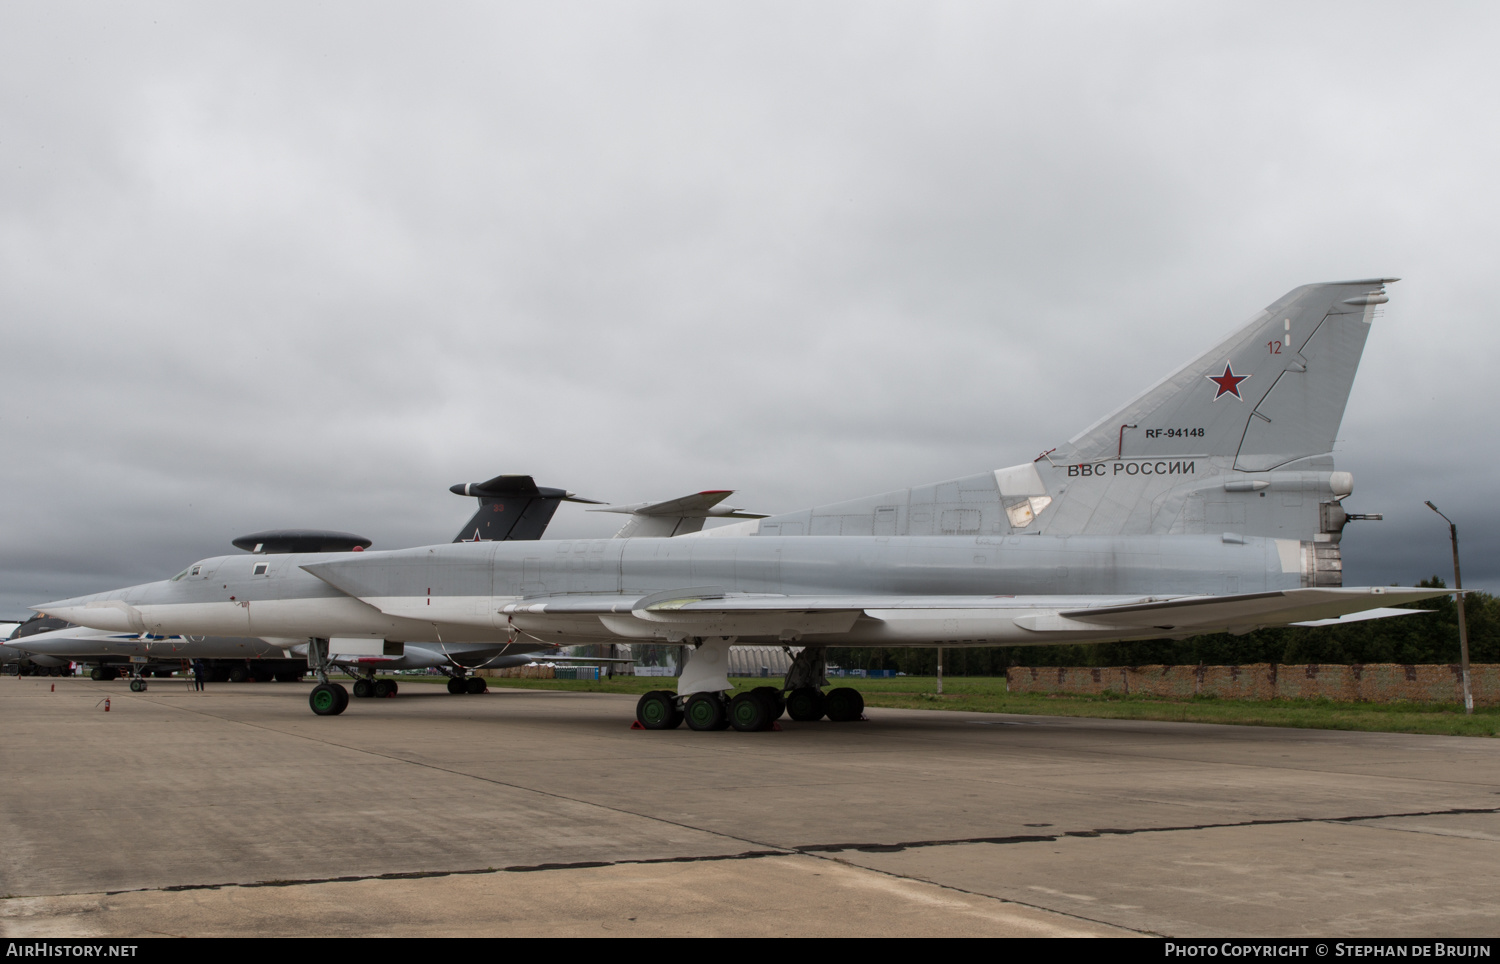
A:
[1019, 587, 1448, 633]
[1290, 607, 1430, 628]
[450, 474, 604, 504]
[590, 490, 768, 538]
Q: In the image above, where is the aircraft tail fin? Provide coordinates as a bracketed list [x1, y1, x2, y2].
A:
[1059, 279, 1396, 471]
[449, 475, 604, 543]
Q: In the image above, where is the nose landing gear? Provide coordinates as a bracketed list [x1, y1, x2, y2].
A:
[305, 639, 348, 716]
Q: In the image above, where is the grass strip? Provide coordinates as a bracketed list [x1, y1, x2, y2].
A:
[453, 674, 1500, 737]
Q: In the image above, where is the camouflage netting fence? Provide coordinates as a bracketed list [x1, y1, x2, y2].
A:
[1006, 663, 1500, 705]
[484, 665, 556, 679]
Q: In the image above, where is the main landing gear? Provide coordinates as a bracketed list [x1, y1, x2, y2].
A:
[352, 676, 399, 699]
[444, 670, 487, 694]
[633, 646, 865, 732]
[634, 684, 864, 730]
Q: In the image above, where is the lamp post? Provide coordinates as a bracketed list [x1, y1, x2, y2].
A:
[1425, 502, 1472, 715]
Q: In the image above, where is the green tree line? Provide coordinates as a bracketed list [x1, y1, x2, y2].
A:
[829, 578, 1498, 675]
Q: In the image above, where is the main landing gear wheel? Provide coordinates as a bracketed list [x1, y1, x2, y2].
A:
[352, 678, 374, 699]
[636, 690, 683, 730]
[750, 686, 785, 721]
[374, 679, 397, 698]
[90, 667, 106, 682]
[447, 677, 467, 695]
[128, 678, 147, 693]
[685, 693, 729, 731]
[465, 677, 487, 694]
[310, 682, 349, 716]
[786, 687, 826, 722]
[729, 691, 774, 732]
[825, 687, 865, 722]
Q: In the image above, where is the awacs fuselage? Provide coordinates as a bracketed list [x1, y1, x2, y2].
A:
[43, 530, 1367, 649]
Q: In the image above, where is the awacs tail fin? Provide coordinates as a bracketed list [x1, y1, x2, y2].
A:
[590, 490, 768, 538]
[1060, 279, 1396, 470]
[450, 475, 604, 542]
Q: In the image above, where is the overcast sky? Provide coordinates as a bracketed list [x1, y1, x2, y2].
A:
[3, 2, 1497, 617]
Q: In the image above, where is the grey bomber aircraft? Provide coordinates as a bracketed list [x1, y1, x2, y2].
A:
[38, 279, 1448, 730]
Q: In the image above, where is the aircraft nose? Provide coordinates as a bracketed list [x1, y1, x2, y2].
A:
[4, 634, 70, 655]
[32, 590, 146, 633]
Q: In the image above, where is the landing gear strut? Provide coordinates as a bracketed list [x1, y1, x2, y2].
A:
[305, 638, 348, 716]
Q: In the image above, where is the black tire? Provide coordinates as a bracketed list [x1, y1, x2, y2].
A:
[751, 686, 785, 720]
[635, 690, 681, 730]
[352, 678, 373, 699]
[786, 687, 826, 722]
[374, 679, 395, 698]
[227, 665, 250, 683]
[90, 667, 105, 682]
[685, 693, 729, 731]
[333, 683, 349, 713]
[447, 677, 466, 695]
[128, 678, 145, 692]
[729, 691, 772, 732]
[825, 687, 865, 722]
[310, 683, 343, 716]
[466, 676, 488, 694]
[389, 680, 398, 695]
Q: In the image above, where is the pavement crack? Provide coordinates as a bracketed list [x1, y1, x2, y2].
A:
[794, 805, 1500, 855]
[83, 849, 790, 896]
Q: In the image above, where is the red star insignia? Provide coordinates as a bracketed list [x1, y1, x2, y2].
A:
[1207, 362, 1249, 400]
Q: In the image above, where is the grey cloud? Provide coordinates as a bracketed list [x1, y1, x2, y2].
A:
[3, 2, 1496, 614]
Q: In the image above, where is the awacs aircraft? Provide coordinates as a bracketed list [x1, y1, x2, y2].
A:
[11, 476, 728, 695]
[39, 279, 1449, 730]
[14, 477, 608, 695]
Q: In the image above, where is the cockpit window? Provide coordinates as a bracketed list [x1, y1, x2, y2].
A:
[171, 563, 206, 582]
[171, 567, 191, 582]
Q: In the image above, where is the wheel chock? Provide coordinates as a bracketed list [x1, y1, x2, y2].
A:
[630, 720, 646, 729]
[771, 722, 782, 731]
